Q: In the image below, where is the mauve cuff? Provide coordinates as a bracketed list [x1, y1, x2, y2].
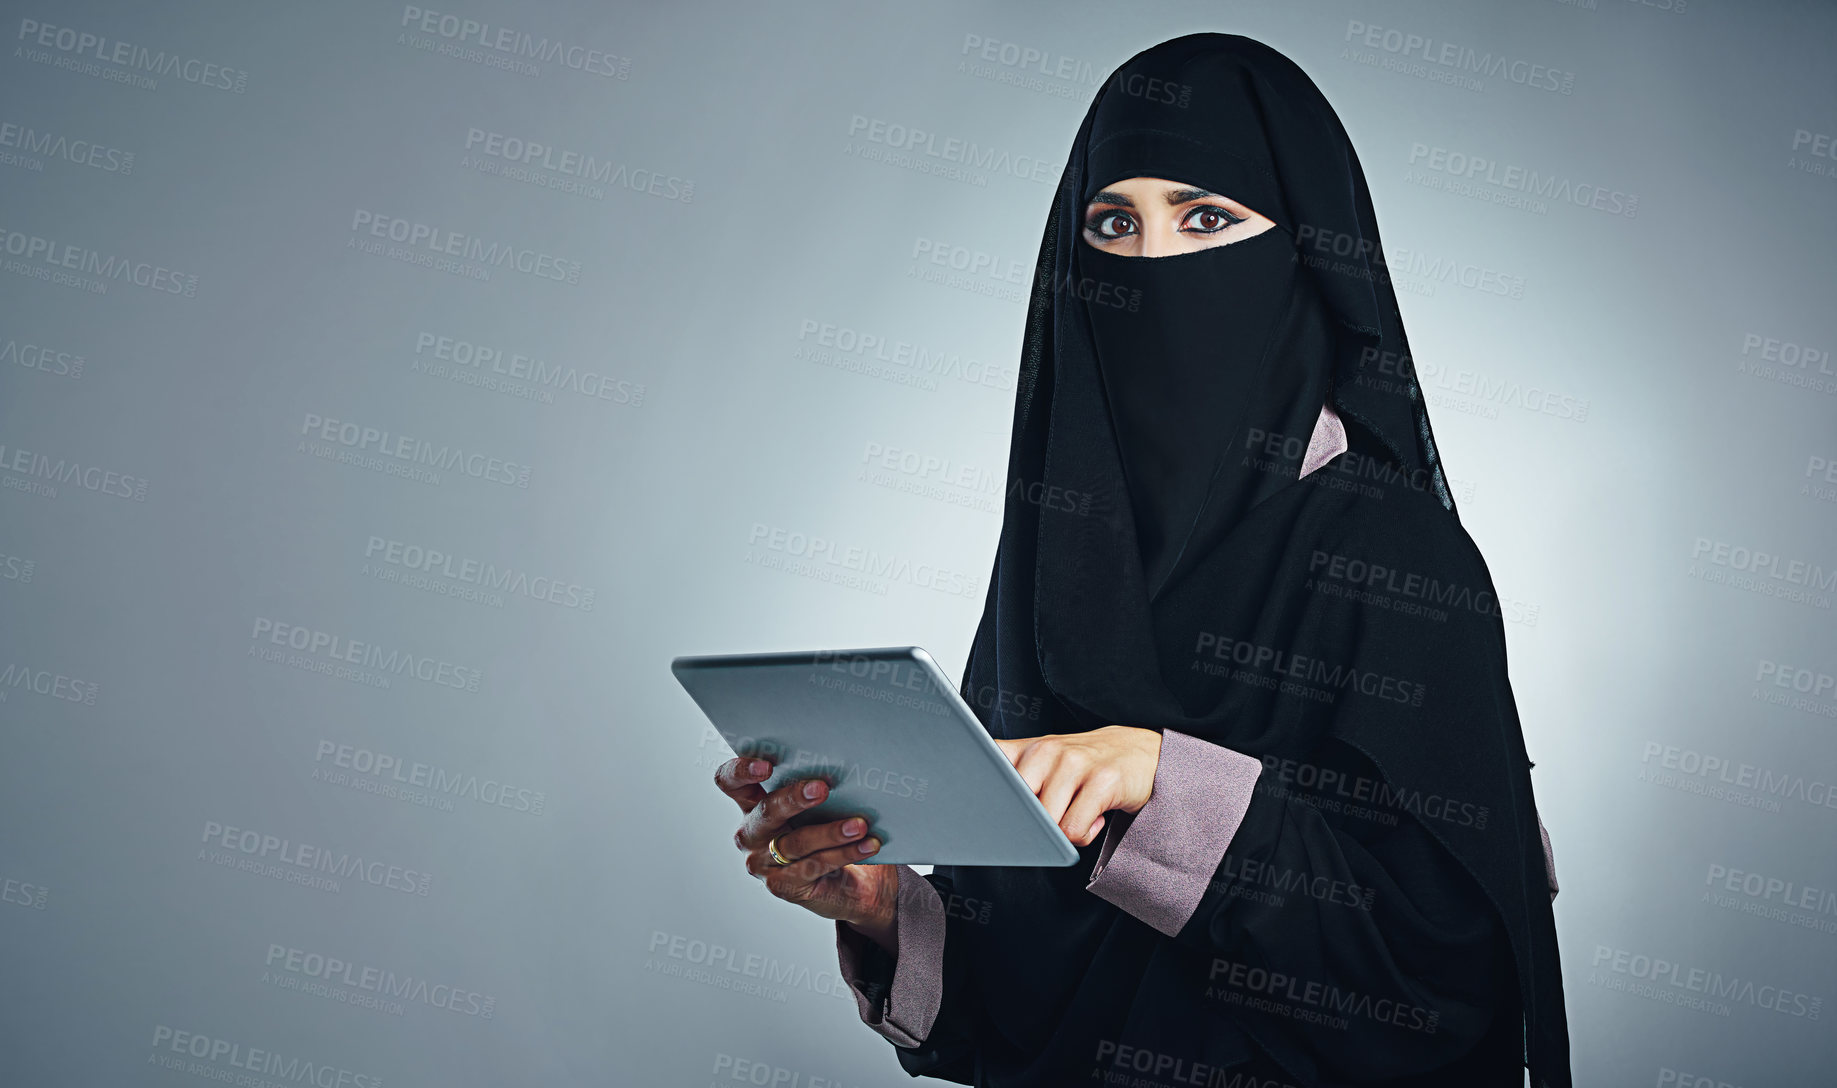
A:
[834, 863, 946, 1047]
[1299, 400, 1348, 479]
[1085, 727, 1264, 937]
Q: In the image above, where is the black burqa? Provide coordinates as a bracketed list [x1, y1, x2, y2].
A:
[864, 33, 1569, 1088]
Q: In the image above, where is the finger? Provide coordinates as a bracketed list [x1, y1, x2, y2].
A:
[1024, 743, 1090, 829]
[776, 814, 872, 865]
[1060, 776, 1119, 846]
[1037, 769, 1080, 833]
[735, 776, 831, 851]
[994, 735, 1042, 768]
[1008, 738, 1056, 799]
[713, 756, 775, 812]
[763, 836, 883, 900]
[744, 815, 871, 878]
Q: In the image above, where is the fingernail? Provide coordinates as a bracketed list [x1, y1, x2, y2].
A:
[748, 760, 769, 777]
[842, 818, 864, 836]
[857, 838, 879, 854]
[802, 780, 822, 800]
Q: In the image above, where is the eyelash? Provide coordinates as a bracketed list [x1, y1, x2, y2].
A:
[1085, 205, 1245, 240]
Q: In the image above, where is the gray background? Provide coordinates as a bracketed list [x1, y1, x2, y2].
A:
[2, 0, 1833, 1084]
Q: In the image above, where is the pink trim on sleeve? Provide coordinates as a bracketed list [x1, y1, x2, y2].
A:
[1299, 400, 1348, 479]
[835, 864, 946, 1047]
[1085, 728, 1264, 937]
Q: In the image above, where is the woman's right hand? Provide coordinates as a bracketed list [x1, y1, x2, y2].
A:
[715, 755, 900, 948]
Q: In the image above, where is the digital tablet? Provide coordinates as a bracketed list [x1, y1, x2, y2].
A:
[671, 646, 1080, 866]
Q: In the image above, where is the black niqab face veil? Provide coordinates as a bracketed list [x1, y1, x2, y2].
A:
[947, 32, 1570, 1088]
[1079, 221, 1321, 598]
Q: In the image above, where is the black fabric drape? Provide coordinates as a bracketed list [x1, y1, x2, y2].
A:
[874, 32, 1567, 1088]
[1080, 225, 1329, 598]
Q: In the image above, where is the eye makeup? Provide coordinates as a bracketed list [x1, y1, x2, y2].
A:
[1083, 203, 1247, 241]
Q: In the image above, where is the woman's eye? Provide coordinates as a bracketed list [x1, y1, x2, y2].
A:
[1086, 211, 1135, 239]
[1182, 206, 1244, 234]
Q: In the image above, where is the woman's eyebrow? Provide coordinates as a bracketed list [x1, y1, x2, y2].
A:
[1163, 187, 1216, 204]
[1086, 187, 1220, 208]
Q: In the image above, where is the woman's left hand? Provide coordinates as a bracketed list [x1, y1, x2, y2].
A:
[992, 725, 1163, 847]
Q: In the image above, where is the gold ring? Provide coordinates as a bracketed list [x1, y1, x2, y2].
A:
[767, 835, 793, 867]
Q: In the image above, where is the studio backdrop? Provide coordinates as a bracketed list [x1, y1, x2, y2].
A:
[2, 1, 1833, 1085]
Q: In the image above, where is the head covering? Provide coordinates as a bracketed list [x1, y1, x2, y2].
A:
[943, 32, 1571, 1088]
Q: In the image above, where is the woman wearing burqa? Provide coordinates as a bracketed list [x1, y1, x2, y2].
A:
[715, 33, 1570, 1088]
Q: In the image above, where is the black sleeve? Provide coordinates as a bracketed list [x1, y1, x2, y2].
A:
[1170, 737, 1512, 1083]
